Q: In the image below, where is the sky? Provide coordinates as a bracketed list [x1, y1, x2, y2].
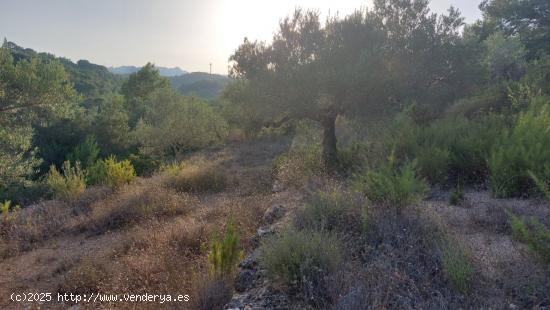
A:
[0, 0, 483, 74]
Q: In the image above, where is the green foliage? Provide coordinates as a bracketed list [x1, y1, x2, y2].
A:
[92, 94, 131, 156]
[208, 221, 243, 278]
[449, 186, 465, 206]
[508, 212, 550, 263]
[481, 0, 550, 56]
[87, 156, 136, 188]
[134, 92, 228, 158]
[127, 154, 160, 177]
[489, 100, 550, 197]
[387, 109, 506, 184]
[297, 189, 366, 232]
[45, 161, 86, 201]
[337, 142, 369, 175]
[415, 146, 451, 184]
[121, 63, 172, 127]
[528, 171, 550, 200]
[354, 155, 428, 209]
[483, 32, 527, 81]
[1, 200, 19, 225]
[67, 135, 100, 168]
[441, 240, 473, 293]
[228, 2, 465, 163]
[0, 43, 78, 189]
[260, 229, 341, 303]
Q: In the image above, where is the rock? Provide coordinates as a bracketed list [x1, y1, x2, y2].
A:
[235, 269, 257, 293]
[263, 204, 286, 224]
[239, 249, 260, 270]
[334, 286, 367, 310]
[272, 181, 282, 193]
[257, 226, 274, 239]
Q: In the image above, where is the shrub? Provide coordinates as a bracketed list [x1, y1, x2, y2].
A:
[529, 171, 550, 200]
[296, 189, 366, 232]
[208, 221, 243, 278]
[385, 109, 505, 184]
[194, 277, 233, 310]
[127, 153, 160, 177]
[449, 186, 465, 206]
[354, 155, 428, 209]
[337, 142, 369, 175]
[45, 161, 86, 201]
[415, 146, 451, 184]
[261, 229, 341, 305]
[160, 161, 186, 176]
[87, 156, 136, 188]
[440, 240, 473, 293]
[66, 135, 100, 169]
[508, 212, 550, 263]
[168, 164, 228, 193]
[489, 100, 550, 197]
[1, 200, 19, 234]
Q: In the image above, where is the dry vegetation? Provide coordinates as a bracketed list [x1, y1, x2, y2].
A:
[0, 138, 291, 309]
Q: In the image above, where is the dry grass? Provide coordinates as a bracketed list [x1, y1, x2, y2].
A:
[71, 183, 196, 235]
[0, 186, 112, 256]
[0, 139, 291, 309]
[165, 163, 232, 194]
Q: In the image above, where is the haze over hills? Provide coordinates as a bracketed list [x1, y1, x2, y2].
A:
[169, 72, 230, 99]
[110, 66, 230, 99]
[4, 41, 229, 100]
[109, 65, 187, 77]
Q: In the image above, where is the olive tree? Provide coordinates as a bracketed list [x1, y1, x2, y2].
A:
[228, 0, 464, 168]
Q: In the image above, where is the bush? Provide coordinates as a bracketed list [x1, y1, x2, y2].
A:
[529, 171, 550, 200]
[385, 109, 505, 184]
[66, 135, 100, 169]
[508, 212, 550, 263]
[415, 146, 451, 184]
[489, 100, 550, 197]
[296, 189, 366, 232]
[354, 155, 428, 209]
[127, 153, 160, 177]
[208, 221, 243, 278]
[449, 186, 465, 206]
[45, 161, 86, 201]
[1, 200, 19, 232]
[87, 156, 136, 188]
[168, 164, 228, 193]
[261, 229, 341, 305]
[440, 240, 473, 293]
[337, 142, 369, 175]
[194, 277, 233, 310]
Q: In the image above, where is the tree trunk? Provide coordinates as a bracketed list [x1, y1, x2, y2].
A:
[321, 112, 338, 171]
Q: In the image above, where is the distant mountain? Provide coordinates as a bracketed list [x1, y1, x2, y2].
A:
[169, 72, 230, 100]
[109, 65, 187, 77]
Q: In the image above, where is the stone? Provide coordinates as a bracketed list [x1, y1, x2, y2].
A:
[334, 286, 367, 310]
[257, 226, 274, 239]
[234, 269, 257, 293]
[263, 204, 286, 224]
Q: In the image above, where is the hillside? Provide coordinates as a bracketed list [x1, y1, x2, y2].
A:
[1, 0, 550, 309]
[169, 72, 230, 99]
[3, 41, 122, 98]
[109, 65, 187, 77]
